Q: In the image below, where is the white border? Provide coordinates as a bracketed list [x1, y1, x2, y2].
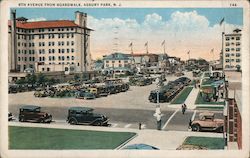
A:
[0, 0, 249, 158]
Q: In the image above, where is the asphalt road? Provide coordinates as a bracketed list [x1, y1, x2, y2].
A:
[9, 104, 223, 131]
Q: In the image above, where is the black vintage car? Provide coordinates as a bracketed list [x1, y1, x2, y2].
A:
[19, 105, 52, 123]
[67, 107, 109, 126]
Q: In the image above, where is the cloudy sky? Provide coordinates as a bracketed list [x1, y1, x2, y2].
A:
[14, 8, 243, 60]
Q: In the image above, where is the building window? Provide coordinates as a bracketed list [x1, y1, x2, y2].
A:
[58, 41, 61, 46]
[24, 57, 27, 61]
[18, 57, 21, 61]
[112, 61, 115, 63]
[236, 59, 241, 62]
[231, 37, 234, 40]
[71, 41, 74, 46]
[236, 48, 241, 52]
[49, 56, 52, 61]
[67, 41, 70, 46]
[67, 34, 70, 38]
[29, 57, 32, 61]
[236, 42, 240, 46]
[67, 56, 70, 60]
[58, 34, 61, 38]
[119, 64, 122, 67]
[58, 56, 61, 61]
[62, 56, 65, 61]
[72, 56, 74, 60]
[236, 53, 240, 57]
[18, 50, 21, 54]
[71, 49, 74, 53]
[71, 34, 74, 38]
[225, 59, 230, 63]
[58, 49, 61, 53]
[106, 64, 109, 67]
[231, 59, 234, 62]
[42, 68, 45, 71]
[118, 60, 121, 63]
[62, 49, 65, 53]
[226, 37, 230, 41]
[225, 42, 230, 46]
[230, 53, 234, 56]
[49, 42, 51, 46]
[231, 48, 235, 51]
[62, 34, 64, 38]
[106, 61, 109, 63]
[71, 28, 74, 31]
[236, 37, 240, 40]
[67, 49, 70, 53]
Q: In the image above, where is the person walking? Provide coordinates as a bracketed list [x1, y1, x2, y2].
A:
[182, 103, 187, 114]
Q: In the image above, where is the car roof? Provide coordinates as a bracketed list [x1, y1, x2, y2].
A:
[69, 107, 94, 112]
[199, 112, 214, 117]
[20, 105, 41, 110]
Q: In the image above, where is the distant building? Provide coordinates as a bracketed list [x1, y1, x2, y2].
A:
[103, 52, 133, 75]
[223, 28, 242, 71]
[8, 10, 93, 74]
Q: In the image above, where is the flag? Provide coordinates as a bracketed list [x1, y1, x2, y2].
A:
[161, 40, 165, 46]
[145, 42, 148, 47]
[220, 18, 225, 26]
[129, 42, 133, 47]
[187, 51, 190, 55]
[210, 48, 214, 53]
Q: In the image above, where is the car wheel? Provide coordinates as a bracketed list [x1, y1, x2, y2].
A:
[40, 119, 45, 123]
[19, 117, 24, 122]
[216, 126, 223, 133]
[192, 124, 201, 132]
[69, 119, 77, 125]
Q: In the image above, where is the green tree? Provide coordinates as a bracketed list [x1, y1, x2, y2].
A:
[74, 74, 80, 81]
[15, 78, 26, 84]
[26, 74, 37, 84]
[37, 73, 47, 84]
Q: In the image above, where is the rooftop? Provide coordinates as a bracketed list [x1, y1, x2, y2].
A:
[8, 20, 93, 30]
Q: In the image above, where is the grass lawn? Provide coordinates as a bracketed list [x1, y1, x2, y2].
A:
[171, 87, 193, 104]
[195, 92, 225, 105]
[9, 126, 136, 150]
[183, 136, 225, 149]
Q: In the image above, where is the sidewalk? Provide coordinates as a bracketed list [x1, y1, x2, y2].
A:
[9, 122, 223, 150]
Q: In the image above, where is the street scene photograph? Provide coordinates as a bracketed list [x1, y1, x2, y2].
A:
[4, 4, 247, 156]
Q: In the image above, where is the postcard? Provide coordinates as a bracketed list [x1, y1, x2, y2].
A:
[0, 0, 249, 158]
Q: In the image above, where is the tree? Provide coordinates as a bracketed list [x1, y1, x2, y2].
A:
[74, 74, 80, 81]
[37, 73, 47, 84]
[15, 78, 26, 84]
[26, 74, 37, 84]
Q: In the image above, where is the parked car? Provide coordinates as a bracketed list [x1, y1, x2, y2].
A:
[75, 91, 96, 99]
[67, 107, 109, 126]
[189, 112, 224, 132]
[8, 112, 14, 121]
[19, 105, 52, 123]
[34, 89, 48, 97]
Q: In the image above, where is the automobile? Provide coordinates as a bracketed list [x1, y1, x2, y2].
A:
[75, 91, 96, 99]
[67, 107, 109, 126]
[34, 89, 48, 97]
[8, 112, 14, 121]
[175, 72, 184, 77]
[19, 105, 52, 123]
[122, 144, 159, 150]
[189, 112, 224, 133]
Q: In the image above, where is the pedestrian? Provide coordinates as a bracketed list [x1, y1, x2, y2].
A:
[182, 103, 187, 114]
[139, 122, 142, 130]
[156, 114, 162, 130]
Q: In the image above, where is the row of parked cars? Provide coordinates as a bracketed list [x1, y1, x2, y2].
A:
[148, 77, 191, 103]
[34, 79, 130, 99]
[9, 105, 109, 126]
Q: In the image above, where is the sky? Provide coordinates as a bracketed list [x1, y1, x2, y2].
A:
[14, 8, 243, 60]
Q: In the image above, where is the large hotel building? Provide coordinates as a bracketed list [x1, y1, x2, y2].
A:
[223, 28, 242, 71]
[8, 11, 92, 73]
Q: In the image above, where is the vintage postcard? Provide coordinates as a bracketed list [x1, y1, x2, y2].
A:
[0, 0, 249, 158]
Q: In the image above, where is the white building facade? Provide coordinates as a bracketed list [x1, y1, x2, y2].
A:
[8, 11, 92, 73]
[223, 29, 242, 71]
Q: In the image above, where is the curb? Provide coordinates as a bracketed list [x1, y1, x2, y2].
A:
[115, 133, 138, 150]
